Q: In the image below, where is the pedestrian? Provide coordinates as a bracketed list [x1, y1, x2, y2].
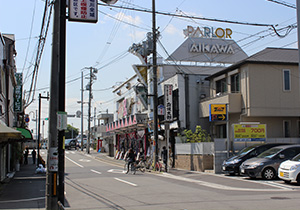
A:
[31, 148, 37, 164]
[161, 146, 167, 172]
[24, 148, 29, 165]
[126, 148, 136, 174]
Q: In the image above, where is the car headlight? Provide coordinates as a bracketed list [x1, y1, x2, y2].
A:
[227, 159, 241, 165]
[290, 164, 300, 171]
[248, 162, 264, 169]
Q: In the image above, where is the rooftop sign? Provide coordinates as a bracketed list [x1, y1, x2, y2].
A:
[183, 26, 232, 39]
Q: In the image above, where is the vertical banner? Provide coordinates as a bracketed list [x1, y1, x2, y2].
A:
[69, 0, 98, 23]
[14, 73, 23, 113]
[164, 84, 173, 122]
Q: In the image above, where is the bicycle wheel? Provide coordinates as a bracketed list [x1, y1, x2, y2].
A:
[130, 163, 136, 175]
[124, 161, 128, 172]
[139, 161, 146, 173]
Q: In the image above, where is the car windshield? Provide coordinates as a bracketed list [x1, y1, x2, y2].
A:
[65, 139, 72, 143]
[257, 148, 282, 158]
[237, 146, 255, 156]
[292, 153, 300, 161]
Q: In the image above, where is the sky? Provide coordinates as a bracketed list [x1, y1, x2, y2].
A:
[0, 0, 298, 138]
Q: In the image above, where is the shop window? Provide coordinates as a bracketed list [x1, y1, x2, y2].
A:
[216, 78, 227, 95]
[283, 120, 291, 137]
[230, 74, 240, 93]
[283, 69, 291, 91]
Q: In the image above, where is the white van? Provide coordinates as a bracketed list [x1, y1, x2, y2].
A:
[278, 153, 300, 184]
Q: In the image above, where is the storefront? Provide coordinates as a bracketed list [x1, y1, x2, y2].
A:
[106, 114, 148, 159]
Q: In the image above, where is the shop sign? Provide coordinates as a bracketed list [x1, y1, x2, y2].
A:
[209, 104, 227, 122]
[14, 73, 23, 113]
[183, 26, 232, 39]
[233, 124, 266, 142]
[190, 43, 234, 54]
[164, 84, 173, 122]
[69, 0, 98, 23]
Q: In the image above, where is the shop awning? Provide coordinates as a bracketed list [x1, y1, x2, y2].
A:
[16, 128, 33, 140]
[0, 122, 22, 141]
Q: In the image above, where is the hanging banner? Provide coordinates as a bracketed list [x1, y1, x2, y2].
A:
[69, 0, 98, 23]
[164, 84, 173, 122]
[14, 73, 23, 113]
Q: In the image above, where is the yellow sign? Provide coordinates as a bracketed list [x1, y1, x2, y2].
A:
[233, 124, 266, 141]
[210, 104, 226, 114]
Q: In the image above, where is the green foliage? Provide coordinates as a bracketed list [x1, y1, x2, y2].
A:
[182, 125, 211, 143]
[65, 124, 79, 139]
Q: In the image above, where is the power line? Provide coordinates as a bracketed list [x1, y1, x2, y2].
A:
[266, 0, 296, 9]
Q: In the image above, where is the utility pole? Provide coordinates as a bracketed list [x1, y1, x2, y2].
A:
[87, 67, 92, 154]
[152, 0, 159, 166]
[46, 0, 66, 209]
[81, 71, 84, 151]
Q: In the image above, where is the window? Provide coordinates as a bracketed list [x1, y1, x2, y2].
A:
[230, 74, 240, 93]
[283, 69, 291, 91]
[216, 78, 227, 94]
[216, 124, 226, 138]
[283, 120, 291, 137]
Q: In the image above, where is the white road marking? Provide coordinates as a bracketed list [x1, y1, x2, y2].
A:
[108, 169, 126, 174]
[66, 156, 84, 168]
[91, 169, 102, 175]
[114, 178, 137, 187]
[78, 159, 91, 162]
[158, 173, 294, 192]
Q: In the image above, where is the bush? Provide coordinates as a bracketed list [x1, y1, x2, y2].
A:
[181, 126, 212, 143]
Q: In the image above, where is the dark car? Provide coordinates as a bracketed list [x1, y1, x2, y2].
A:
[240, 145, 300, 180]
[65, 138, 77, 150]
[222, 143, 287, 175]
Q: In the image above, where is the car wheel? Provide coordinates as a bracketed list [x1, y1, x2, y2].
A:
[296, 174, 300, 185]
[262, 168, 276, 180]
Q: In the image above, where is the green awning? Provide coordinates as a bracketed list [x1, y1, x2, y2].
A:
[16, 128, 33, 140]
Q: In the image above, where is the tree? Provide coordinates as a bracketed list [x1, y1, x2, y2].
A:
[182, 125, 211, 143]
[65, 124, 79, 139]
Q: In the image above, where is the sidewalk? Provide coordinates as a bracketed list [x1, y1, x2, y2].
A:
[0, 158, 46, 210]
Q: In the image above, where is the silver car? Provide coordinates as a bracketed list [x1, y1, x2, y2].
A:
[240, 145, 300, 180]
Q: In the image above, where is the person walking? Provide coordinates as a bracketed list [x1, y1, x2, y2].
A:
[31, 148, 37, 164]
[24, 148, 29, 165]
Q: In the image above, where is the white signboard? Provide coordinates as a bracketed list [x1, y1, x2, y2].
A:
[164, 85, 173, 122]
[57, 111, 67, 131]
[69, 0, 98, 23]
[49, 147, 58, 172]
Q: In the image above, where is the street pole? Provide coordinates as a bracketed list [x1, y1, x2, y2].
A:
[81, 71, 84, 151]
[38, 93, 41, 167]
[152, 0, 159, 166]
[46, 0, 65, 209]
[87, 67, 92, 154]
[57, 0, 66, 205]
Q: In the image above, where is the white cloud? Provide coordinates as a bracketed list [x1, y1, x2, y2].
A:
[129, 31, 147, 42]
[164, 24, 180, 35]
[114, 12, 143, 28]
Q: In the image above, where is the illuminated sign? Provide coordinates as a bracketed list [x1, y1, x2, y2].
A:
[183, 26, 232, 39]
[233, 124, 267, 141]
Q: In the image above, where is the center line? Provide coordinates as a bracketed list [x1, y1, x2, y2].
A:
[114, 178, 137, 187]
[91, 169, 102, 175]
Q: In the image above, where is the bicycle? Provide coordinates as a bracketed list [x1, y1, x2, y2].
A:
[124, 158, 136, 174]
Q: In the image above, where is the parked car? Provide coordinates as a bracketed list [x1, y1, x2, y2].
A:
[65, 138, 77, 150]
[278, 152, 300, 184]
[240, 145, 300, 180]
[77, 138, 87, 148]
[222, 143, 287, 175]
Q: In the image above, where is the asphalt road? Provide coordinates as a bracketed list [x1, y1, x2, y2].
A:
[63, 150, 300, 210]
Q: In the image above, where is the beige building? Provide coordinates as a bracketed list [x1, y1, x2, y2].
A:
[200, 48, 300, 144]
